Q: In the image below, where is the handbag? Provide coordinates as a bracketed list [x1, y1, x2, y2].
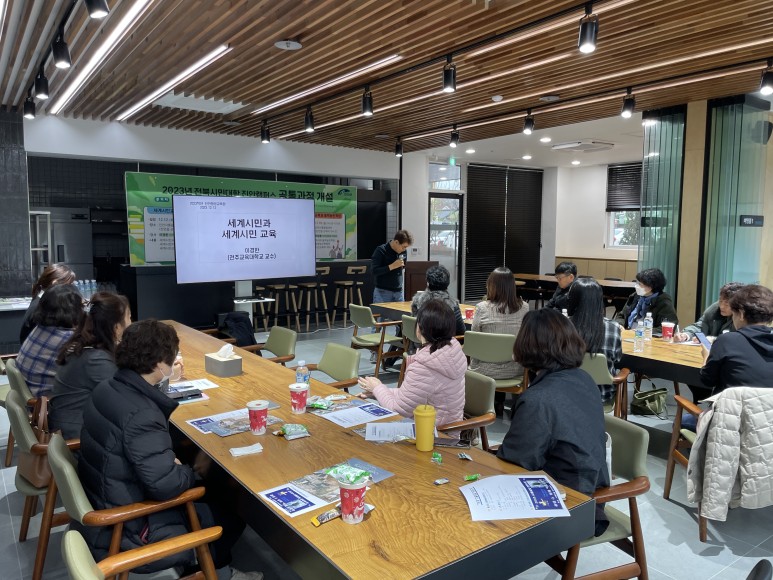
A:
[17, 396, 53, 488]
[630, 386, 669, 419]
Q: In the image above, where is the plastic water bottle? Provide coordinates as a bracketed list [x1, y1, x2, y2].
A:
[561, 308, 569, 317]
[295, 360, 310, 385]
[633, 322, 645, 352]
[75, 280, 84, 298]
[90, 280, 97, 297]
[643, 312, 653, 342]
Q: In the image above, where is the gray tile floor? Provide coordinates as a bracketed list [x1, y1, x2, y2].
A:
[1, 324, 771, 579]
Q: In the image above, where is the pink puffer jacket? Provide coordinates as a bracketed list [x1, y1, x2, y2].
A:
[372, 339, 466, 426]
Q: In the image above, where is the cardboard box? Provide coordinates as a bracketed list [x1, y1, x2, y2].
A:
[205, 353, 242, 377]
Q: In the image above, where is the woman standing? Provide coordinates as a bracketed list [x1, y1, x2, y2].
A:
[19, 264, 76, 344]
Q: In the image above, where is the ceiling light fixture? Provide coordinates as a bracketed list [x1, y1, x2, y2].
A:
[449, 125, 459, 147]
[275, 39, 302, 51]
[260, 120, 270, 143]
[52, 30, 71, 69]
[85, 0, 110, 19]
[51, 0, 155, 115]
[34, 67, 49, 100]
[578, 3, 599, 54]
[572, 160, 581, 165]
[760, 59, 773, 96]
[395, 138, 403, 157]
[522, 154, 532, 160]
[621, 87, 635, 118]
[23, 94, 35, 119]
[523, 110, 534, 135]
[116, 43, 231, 121]
[361, 87, 373, 117]
[443, 55, 456, 93]
[252, 54, 402, 115]
[465, 148, 476, 154]
[304, 106, 315, 133]
[540, 136, 552, 143]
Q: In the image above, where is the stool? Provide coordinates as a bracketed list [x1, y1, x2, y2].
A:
[264, 282, 300, 332]
[296, 267, 332, 332]
[251, 286, 270, 333]
[332, 266, 367, 326]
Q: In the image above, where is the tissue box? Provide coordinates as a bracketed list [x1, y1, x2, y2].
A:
[205, 353, 242, 377]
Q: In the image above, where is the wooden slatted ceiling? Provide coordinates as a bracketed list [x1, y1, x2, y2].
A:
[1, 0, 771, 152]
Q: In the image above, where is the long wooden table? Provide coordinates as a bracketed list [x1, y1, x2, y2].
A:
[370, 301, 478, 327]
[167, 321, 595, 579]
[620, 329, 704, 386]
[514, 273, 636, 291]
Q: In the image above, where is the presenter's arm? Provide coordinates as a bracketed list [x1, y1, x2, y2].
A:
[371, 246, 391, 277]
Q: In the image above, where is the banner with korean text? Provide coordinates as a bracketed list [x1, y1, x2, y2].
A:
[125, 172, 357, 266]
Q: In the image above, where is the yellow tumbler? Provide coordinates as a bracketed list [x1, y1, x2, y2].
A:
[414, 404, 436, 452]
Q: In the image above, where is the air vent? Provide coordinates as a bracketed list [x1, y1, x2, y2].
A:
[551, 140, 614, 153]
[153, 92, 245, 115]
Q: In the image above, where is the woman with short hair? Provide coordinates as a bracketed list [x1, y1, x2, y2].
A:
[19, 263, 76, 344]
[411, 264, 465, 335]
[497, 308, 610, 537]
[619, 267, 678, 331]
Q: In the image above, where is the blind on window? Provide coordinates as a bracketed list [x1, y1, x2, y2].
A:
[606, 162, 642, 211]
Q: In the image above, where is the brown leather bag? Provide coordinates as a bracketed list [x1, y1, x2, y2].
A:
[17, 397, 52, 488]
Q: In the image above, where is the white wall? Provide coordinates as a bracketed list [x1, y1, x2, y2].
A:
[400, 152, 430, 259]
[540, 167, 558, 273]
[555, 165, 637, 260]
[23, 116, 399, 180]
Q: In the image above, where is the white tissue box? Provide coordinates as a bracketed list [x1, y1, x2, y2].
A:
[205, 353, 242, 377]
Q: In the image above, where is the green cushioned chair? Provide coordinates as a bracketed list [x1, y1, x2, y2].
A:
[349, 304, 404, 379]
[579, 352, 631, 419]
[241, 325, 297, 366]
[461, 330, 524, 394]
[292, 343, 361, 391]
[397, 315, 419, 386]
[5, 357, 34, 466]
[438, 370, 496, 451]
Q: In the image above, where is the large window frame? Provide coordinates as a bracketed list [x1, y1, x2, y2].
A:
[606, 162, 642, 248]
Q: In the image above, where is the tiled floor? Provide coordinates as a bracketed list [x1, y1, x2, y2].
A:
[1, 324, 771, 579]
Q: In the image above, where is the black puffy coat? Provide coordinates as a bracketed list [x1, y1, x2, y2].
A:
[76, 368, 197, 569]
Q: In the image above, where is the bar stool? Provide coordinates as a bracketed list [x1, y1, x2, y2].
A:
[296, 267, 332, 332]
[264, 281, 300, 332]
[332, 266, 367, 326]
[252, 285, 270, 333]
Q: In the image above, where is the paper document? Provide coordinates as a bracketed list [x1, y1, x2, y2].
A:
[459, 475, 570, 521]
[187, 409, 281, 436]
[169, 378, 220, 390]
[365, 421, 416, 442]
[317, 403, 398, 427]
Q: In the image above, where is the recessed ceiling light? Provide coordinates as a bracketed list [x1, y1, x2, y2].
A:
[375, 133, 390, 139]
[222, 120, 241, 126]
[440, 177, 447, 180]
[275, 40, 302, 51]
[539, 94, 561, 102]
[571, 160, 581, 165]
[540, 136, 552, 143]
[646, 152, 660, 157]
[522, 154, 532, 160]
[439, 166, 447, 171]
[491, 95, 504, 102]
[465, 148, 476, 154]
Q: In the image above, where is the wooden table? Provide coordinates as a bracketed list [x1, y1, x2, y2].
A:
[370, 301, 478, 327]
[620, 329, 704, 386]
[167, 321, 595, 579]
[513, 273, 636, 291]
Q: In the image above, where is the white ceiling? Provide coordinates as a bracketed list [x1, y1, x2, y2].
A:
[422, 112, 646, 169]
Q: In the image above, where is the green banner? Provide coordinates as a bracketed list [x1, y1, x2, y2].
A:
[125, 172, 357, 266]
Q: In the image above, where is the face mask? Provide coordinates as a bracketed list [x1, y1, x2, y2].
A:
[156, 363, 173, 389]
[635, 286, 648, 297]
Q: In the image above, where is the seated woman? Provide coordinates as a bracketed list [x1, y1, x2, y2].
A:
[675, 281, 744, 343]
[77, 320, 257, 578]
[358, 299, 466, 427]
[619, 267, 678, 331]
[49, 292, 131, 439]
[19, 263, 76, 344]
[566, 277, 622, 402]
[16, 284, 83, 398]
[497, 308, 610, 536]
[411, 264, 465, 335]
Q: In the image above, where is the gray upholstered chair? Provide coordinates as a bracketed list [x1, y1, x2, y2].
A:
[579, 353, 631, 419]
[349, 304, 403, 379]
[438, 370, 496, 451]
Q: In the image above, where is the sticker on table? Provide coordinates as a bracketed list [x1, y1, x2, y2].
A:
[360, 403, 394, 417]
[260, 484, 328, 517]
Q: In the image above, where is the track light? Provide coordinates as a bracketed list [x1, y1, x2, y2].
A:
[395, 138, 403, 157]
[443, 55, 456, 93]
[621, 88, 635, 118]
[760, 61, 773, 96]
[361, 87, 373, 117]
[23, 96, 36, 120]
[34, 68, 49, 100]
[304, 106, 315, 133]
[260, 120, 270, 143]
[523, 111, 534, 135]
[53, 32, 71, 69]
[578, 3, 599, 54]
[449, 125, 459, 148]
[85, 0, 110, 19]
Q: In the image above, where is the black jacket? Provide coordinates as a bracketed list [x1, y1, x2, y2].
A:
[546, 284, 571, 311]
[19, 296, 40, 344]
[700, 325, 773, 392]
[683, 301, 734, 338]
[76, 368, 196, 569]
[371, 242, 407, 291]
[618, 291, 678, 332]
[497, 368, 610, 536]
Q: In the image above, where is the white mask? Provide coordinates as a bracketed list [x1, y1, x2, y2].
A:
[157, 363, 173, 389]
[635, 286, 648, 297]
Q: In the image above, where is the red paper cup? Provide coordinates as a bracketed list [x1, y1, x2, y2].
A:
[464, 308, 475, 320]
[662, 322, 675, 343]
[246, 400, 269, 435]
[339, 481, 368, 524]
[289, 383, 309, 414]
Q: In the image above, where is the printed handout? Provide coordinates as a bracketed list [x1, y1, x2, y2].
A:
[187, 409, 281, 436]
[460, 475, 570, 521]
[316, 403, 398, 428]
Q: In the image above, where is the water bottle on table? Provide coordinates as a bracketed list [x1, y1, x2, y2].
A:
[295, 360, 310, 385]
[633, 321, 645, 353]
[643, 312, 653, 341]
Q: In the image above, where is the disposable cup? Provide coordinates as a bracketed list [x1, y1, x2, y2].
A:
[339, 481, 368, 524]
[464, 308, 475, 320]
[289, 383, 309, 414]
[246, 400, 269, 435]
[662, 322, 675, 343]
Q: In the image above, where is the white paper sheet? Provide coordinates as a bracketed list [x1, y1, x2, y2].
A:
[365, 421, 416, 442]
[317, 403, 398, 427]
[459, 475, 570, 521]
[169, 378, 220, 390]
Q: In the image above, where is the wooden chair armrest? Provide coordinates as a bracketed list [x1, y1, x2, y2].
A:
[612, 368, 631, 384]
[675, 395, 702, 416]
[222, 337, 237, 345]
[291, 363, 319, 371]
[593, 476, 650, 503]
[327, 378, 358, 390]
[267, 355, 294, 364]
[487, 444, 501, 454]
[438, 413, 496, 432]
[454, 334, 465, 343]
[240, 344, 263, 353]
[83, 487, 207, 526]
[0, 352, 19, 361]
[375, 320, 402, 328]
[97, 527, 223, 577]
[372, 313, 381, 319]
[199, 329, 219, 336]
[31, 437, 80, 455]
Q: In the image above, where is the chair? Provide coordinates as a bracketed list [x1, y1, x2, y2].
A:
[461, 331, 524, 394]
[579, 353, 631, 419]
[6, 358, 36, 467]
[48, 433, 218, 578]
[291, 343, 361, 391]
[348, 304, 403, 379]
[296, 266, 332, 332]
[5, 390, 74, 580]
[398, 315, 419, 386]
[332, 265, 367, 326]
[438, 370, 496, 451]
[241, 326, 297, 365]
[1, 354, 17, 467]
[663, 395, 698, 518]
[62, 527, 222, 580]
[746, 559, 773, 580]
[546, 415, 650, 580]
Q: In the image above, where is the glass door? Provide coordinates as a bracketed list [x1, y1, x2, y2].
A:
[428, 193, 463, 299]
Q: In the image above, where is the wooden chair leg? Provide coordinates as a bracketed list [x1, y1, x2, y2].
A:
[32, 480, 59, 580]
[321, 288, 331, 329]
[663, 410, 683, 499]
[672, 380, 681, 397]
[108, 522, 124, 556]
[19, 494, 36, 542]
[305, 289, 312, 333]
[290, 291, 300, 332]
[185, 503, 217, 580]
[479, 426, 490, 452]
[332, 287, 341, 326]
[344, 288, 351, 327]
[699, 509, 708, 543]
[562, 544, 581, 580]
[629, 498, 649, 579]
[4, 428, 14, 467]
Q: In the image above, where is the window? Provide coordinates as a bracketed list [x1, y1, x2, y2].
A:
[429, 161, 461, 190]
[606, 162, 641, 248]
[607, 210, 640, 247]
